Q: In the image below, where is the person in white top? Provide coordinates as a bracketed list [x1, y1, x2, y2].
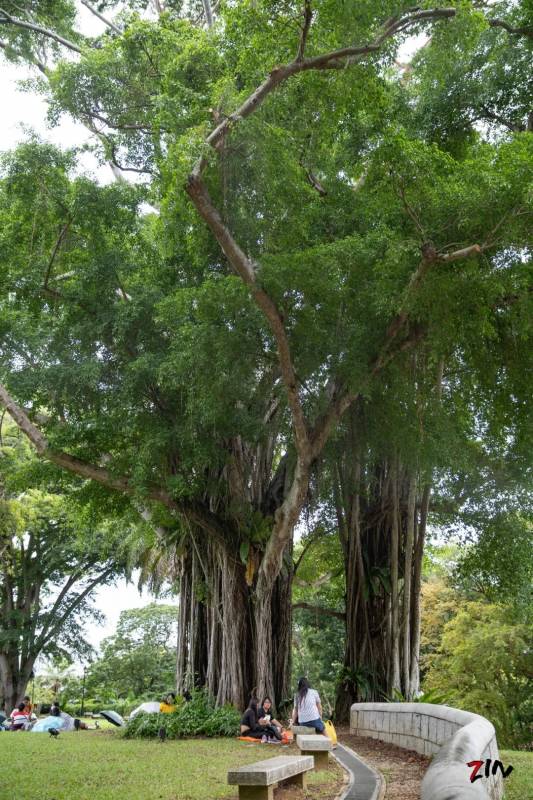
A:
[290, 677, 327, 734]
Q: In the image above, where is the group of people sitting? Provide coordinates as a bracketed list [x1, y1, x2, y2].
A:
[240, 677, 326, 743]
[1, 698, 94, 733]
[1, 696, 34, 731]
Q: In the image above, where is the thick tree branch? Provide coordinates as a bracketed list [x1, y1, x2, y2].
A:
[0, 382, 146, 495]
[310, 240, 488, 457]
[488, 19, 533, 37]
[202, 0, 214, 29]
[0, 36, 46, 72]
[81, 0, 122, 35]
[43, 221, 71, 289]
[185, 175, 310, 457]
[480, 104, 525, 133]
[0, 382, 231, 547]
[0, 9, 82, 53]
[296, 0, 313, 62]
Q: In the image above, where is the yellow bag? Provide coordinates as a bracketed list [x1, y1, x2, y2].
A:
[324, 719, 337, 746]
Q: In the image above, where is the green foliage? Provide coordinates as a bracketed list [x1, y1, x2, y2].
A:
[424, 600, 533, 747]
[386, 687, 452, 705]
[124, 691, 241, 738]
[454, 514, 533, 614]
[84, 604, 178, 700]
[0, 424, 131, 689]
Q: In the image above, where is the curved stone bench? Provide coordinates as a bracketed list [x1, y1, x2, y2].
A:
[350, 702, 502, 800]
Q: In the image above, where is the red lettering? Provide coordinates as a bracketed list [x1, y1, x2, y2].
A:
[467, 761, 484, 783]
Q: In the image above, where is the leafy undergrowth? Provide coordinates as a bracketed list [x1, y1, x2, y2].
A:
[500, 749, 533, 800]
[124, 691, 241, 738]
[0, 731, 310, 800]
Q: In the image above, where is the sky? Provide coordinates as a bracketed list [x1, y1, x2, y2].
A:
[1, 4, 424, 662]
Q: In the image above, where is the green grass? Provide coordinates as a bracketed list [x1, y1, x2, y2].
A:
[0, 730, 341, 800]
[501, 749, 533, 800]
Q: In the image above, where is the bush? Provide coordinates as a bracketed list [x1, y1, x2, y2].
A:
[124, 691, 241, 739]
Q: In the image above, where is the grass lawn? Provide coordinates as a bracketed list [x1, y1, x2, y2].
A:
[0, 730, 343, 800]
[500, 749, 533, 800]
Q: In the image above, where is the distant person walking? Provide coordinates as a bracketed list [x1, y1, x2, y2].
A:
[291, 677, 326, 734]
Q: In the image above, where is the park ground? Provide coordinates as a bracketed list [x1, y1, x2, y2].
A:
[0, 729, 343, 800]
[0, 727, 530, 800]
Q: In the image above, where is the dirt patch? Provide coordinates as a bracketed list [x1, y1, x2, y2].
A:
[338, 729, 430, 800]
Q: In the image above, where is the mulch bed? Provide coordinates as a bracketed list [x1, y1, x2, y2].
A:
[338, 728, 430, 800]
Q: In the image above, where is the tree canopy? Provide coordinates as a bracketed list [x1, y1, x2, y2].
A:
[0, 0, 531, 706]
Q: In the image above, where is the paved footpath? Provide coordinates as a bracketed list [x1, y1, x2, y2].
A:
[333, 743, 384, 800]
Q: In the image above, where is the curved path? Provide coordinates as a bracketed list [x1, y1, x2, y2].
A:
[333, 742, 384, 800]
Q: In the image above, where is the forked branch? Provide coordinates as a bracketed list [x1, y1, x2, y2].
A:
[0, 7, 82, 53]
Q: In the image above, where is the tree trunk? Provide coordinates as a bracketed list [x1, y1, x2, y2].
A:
[402, 475, 416, 698]
[270, 549, 293, 707]
[0, 651, 35, 713]
[334, 450, 433, 721]
[216, 548, 253, 708]
[410, 484, 431, 694]
[389, 460, 401, 694]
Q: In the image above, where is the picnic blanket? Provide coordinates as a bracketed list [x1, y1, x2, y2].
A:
[238, 730, 293, 744]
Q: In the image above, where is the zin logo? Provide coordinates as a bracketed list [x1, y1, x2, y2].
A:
[467, 759, 514, 783]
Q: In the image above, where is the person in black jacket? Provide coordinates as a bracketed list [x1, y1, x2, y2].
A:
[240, 697, 281, 741]
[258, 697, 282, 738]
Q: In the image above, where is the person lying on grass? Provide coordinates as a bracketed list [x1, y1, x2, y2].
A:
[51, 703, 93, 731]
[31, 706, 65, 733]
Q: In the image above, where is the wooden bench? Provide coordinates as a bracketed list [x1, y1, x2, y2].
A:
[296, 734, 332, 769]
[228, 755, 314, 800]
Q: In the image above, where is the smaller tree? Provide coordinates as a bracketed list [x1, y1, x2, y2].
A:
[0, 427, 130, 711]
[85, 604, 177, 701]
[424, 600, 532, 747]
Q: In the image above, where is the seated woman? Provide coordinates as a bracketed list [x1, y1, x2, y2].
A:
[240, 697, 264, 739]
[291, 676, 326, 735]
[258, 697, 283, 738]
[241, 697, 282, 742]
[9, 703, 28, 731]
[160, 693, 177, 713]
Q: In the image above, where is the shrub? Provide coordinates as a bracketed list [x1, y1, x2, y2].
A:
[124, 690, 241, 739]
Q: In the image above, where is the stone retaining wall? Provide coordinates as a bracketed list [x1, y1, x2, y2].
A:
[350, 702, 502, 800]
